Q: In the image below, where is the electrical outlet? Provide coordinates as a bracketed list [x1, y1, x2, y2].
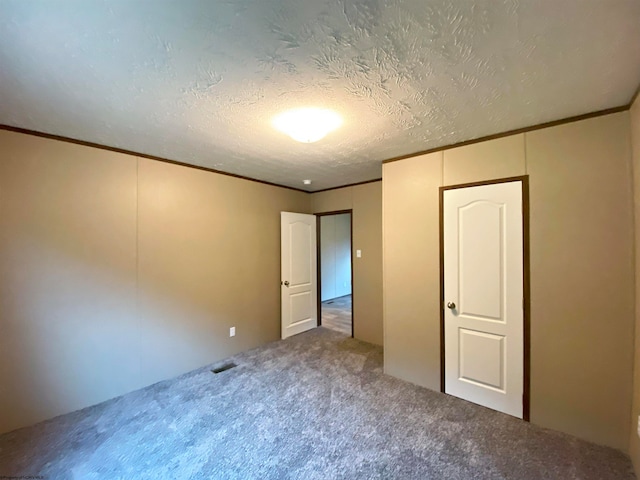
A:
[356, 249, 362, 258]
[229, 327, 236, 337]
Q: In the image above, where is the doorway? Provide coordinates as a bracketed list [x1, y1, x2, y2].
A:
[316, 210, 353, 337]
[440, 177, 530, 420]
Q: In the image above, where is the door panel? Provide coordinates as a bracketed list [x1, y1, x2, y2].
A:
[459, 329, 505, 391]
[289, 222, 312, 286]
[459, 201, 503, 320]
[289, 291, 313, 326]
[281, 212, 317, 339]
[444, 181, 523, 418]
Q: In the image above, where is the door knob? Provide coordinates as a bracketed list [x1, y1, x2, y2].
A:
[447, 302, 456, 310]
[282, 281, 290, 287]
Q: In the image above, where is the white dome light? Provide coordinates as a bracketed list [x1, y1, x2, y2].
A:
[272, 108, 343, 143]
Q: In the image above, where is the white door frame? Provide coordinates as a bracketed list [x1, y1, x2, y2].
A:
[439, 176, 530, 421]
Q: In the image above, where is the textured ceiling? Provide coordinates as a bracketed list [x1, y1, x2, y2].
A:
[1, 1, 640, 191]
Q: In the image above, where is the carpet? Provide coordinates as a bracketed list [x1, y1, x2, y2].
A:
[0, 327, 634, 479]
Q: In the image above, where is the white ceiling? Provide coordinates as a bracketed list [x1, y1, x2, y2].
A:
[1, 1, 639, 191]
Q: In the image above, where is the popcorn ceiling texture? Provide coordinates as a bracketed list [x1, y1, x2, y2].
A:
[1, 0, 639, 191]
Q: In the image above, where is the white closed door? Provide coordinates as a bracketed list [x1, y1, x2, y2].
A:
[281, 212, 317, 339]
[443, 181, 524, 418]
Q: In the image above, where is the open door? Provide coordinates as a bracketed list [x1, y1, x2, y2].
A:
[442, 178, 528, 419]
[281, 212, 317, 339]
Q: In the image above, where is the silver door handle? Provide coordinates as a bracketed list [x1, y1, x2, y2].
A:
[282, 281, 290, 287]
[447, 302, 456, 309]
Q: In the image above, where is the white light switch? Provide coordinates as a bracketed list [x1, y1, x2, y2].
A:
[356, 249, 362, 258]
[230, 327, 236, 337]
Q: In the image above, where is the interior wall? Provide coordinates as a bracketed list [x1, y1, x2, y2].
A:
[0, 129, 311, 434]
[383, 112, 635, 451]
[320, 214, 352, 302]
[526, 112, 634, 451]
[630, 94, 640, 472]
[312, 182, 383, 345]
[382, 152, 443, 387]
[0, 131, 139, 435]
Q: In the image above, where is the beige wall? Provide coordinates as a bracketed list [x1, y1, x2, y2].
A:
[0, 130, 310, 434]
[383, 112, 635, 450]
[527, 113, 634, 450]
[0, 132, 139, 434]
[311, 182, 383, 346]
[630, 95, 640, 472]
[382, 152, 443, 387]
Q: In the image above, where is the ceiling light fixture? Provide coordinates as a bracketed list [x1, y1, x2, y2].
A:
[303, 179, 312, 185]
[272, 108, 343, 143]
